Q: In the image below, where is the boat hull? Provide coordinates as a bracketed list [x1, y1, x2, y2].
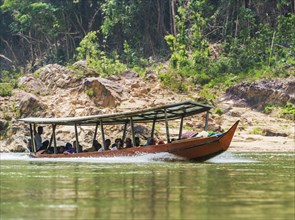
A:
[31, 121, 239, 161]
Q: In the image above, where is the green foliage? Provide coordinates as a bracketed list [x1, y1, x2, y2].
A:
[0, 69, 22, 97]
[165, 1, 210, 85]
[10, 100, 20, 118]
[159, 69, 192, 93]
[88, 53, 127, 77]
[75, 31, 127, 77]
[282, 102, 295, 119]
[214, 108, 224, 116]
[264, 104, 276, 114]
[1, 0, 294, 86]
[132, 66, 146, 78]
[251, 127, 264, 135]
[263, 102, 295, 120]
[85, 89, 94, 97]
[76, 31, 100, 61]
[200, 85, 216, 103]
[0, 83, 13, 97]
[1, 0, 63, 66]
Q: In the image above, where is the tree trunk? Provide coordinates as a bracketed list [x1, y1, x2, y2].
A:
[170, 0, 177, 36]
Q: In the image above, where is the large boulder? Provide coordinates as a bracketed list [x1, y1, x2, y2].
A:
[37, 64, 81, 89]
[18, 74, 50, 95]
[84, 77, 126, 107]
[14, 90, 45, 117]
[2, 136, 28, 152]
[226, 76, 295, 110]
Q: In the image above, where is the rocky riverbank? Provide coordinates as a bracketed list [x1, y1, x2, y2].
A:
[0, 64, 294, 152]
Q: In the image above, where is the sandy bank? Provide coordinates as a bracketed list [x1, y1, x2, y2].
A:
[230, 135, 294, 152]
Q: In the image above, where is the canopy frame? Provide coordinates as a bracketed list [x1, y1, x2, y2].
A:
[19, 101, 212, 153]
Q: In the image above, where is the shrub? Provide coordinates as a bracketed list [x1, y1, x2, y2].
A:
[85, 89, 94, 97]
[251, 127, 263, 135]
[264, 104, 276, 114]
[159, 69, 192, 93]
[0, 83, 13, 97]
[282, 102, 295, 119]
[200, 85, 216, 103]
[214, 108, 224, 116]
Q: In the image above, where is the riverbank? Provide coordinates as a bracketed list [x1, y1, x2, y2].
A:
[0, 66, 294, 153]
[219, 99, 294, 152]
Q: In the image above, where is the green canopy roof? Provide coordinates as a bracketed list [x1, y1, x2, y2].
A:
[18, 101, 211, 126]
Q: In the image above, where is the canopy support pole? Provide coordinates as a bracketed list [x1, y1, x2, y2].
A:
[33, 124, 36, 135]
[93, 122, 99, 141]
[130, 117, 136, 147]
[74, 124, 79, 152]
[48, 124, 55, 149]
[29, 123, 36, 153]
[52, 124, 57, 154]
[122, 121, 128, 148]
[151, 118, 156, 138]
[165, 109, 170, 143]
[178, 116, 184, 140]
[204, 111, 209, 131]
[100, 120, 106, 150]
[48, 132, 53, 149]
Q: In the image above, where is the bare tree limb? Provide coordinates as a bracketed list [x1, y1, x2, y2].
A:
[0, 54, 13, 63]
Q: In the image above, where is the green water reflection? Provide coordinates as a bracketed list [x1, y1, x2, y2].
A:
[0, 153, 294, 219]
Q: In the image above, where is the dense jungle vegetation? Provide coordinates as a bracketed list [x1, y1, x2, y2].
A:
[0, 0, 294, 92]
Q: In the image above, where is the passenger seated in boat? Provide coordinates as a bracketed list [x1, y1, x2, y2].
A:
[125, 138, 133, 148]
[34, 126, 49, 151]
[134, 137, 141, 147]
[59, 146, 65, 154]
[73, 141, 83, 152]
[84, 140, 101, 152]
[105, 139, 111, 150]
[64, 142, 72, 151]
[144, 137, 156, 146]
[115, 138, 123, 149]
[94, 140, 102, 151]
[110, 143, 118, 150]
[64, 142, 76, 154]
[98, 139, 111, 152]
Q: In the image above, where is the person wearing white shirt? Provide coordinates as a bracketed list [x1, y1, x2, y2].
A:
[34, 126, 49, 151]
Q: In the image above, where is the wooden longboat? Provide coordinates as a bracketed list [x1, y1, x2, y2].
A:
[18, 101, 239, 161]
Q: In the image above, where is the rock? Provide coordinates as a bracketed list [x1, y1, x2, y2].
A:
[84, 77, 126, 107]
[263, 129, 288, 137]
[226, 76, 295, 110]
[37, 64, 81, 89]
[72, 60, 98, 77]
[3, 136, 28, 152]
[18, 75, 50, 95]
[14, 90, 45, 117]
[132, 87, 151, 97]
[121, 70, 139, 79]
[145, 70, 158, 81]
[0, 119, 8, 133]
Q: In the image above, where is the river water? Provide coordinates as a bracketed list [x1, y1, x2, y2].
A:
[0, 152, 294, 219]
